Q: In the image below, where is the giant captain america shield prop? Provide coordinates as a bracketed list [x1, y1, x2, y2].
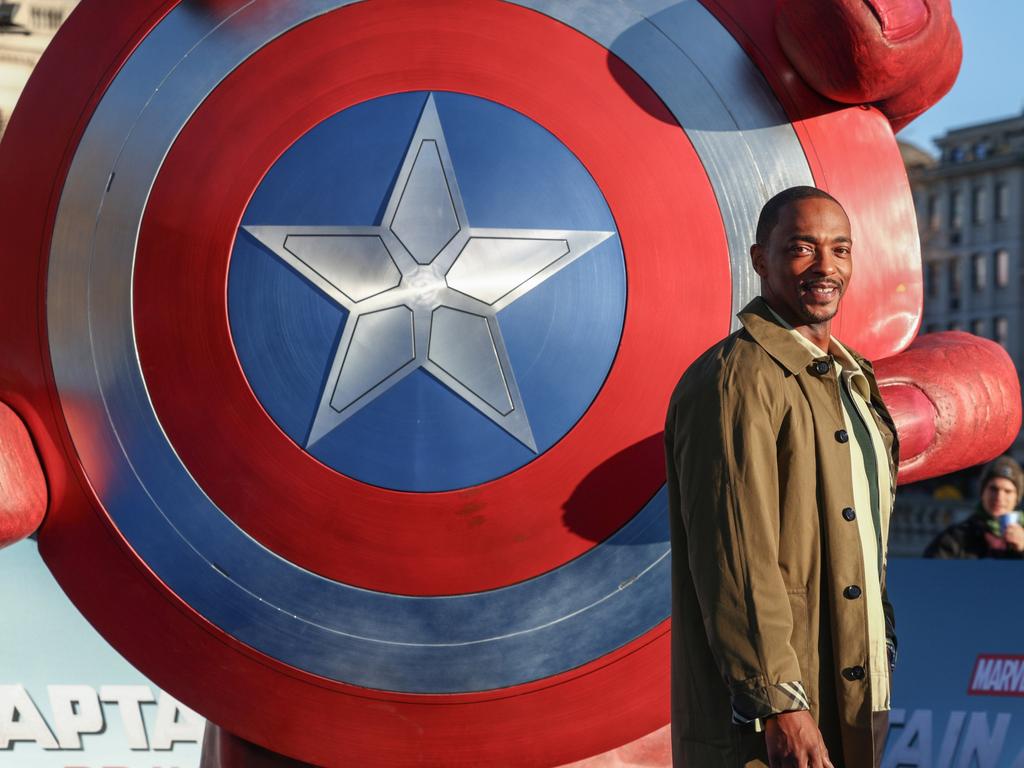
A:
[5, 0, 921, 765]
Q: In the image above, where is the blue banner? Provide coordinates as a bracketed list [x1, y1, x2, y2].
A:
[885, 559, 1024, 768]
[0, 540, 203, 768]
[3, 543, 1023, 767]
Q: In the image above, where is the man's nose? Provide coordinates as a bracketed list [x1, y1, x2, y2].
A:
[812, 249, 837, 274]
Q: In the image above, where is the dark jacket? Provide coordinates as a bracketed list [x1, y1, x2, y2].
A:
[924, 507, 1024, 559]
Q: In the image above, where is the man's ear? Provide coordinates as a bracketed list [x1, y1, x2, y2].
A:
[750, 243, 766, 278]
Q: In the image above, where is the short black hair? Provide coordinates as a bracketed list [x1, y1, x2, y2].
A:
[754, 186, 844, 246]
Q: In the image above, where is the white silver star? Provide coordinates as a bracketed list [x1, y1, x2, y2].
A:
[244, 94, 613, 452]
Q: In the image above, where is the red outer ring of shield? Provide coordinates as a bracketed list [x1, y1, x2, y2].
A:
[0, 0, 924, 764]
[132, 0, 731, 595]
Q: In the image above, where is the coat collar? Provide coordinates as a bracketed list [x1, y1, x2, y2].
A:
[737, 297, 818, 375]
[737, 296, 875, 377]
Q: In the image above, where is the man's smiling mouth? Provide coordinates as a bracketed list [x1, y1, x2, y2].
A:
[800, 281, 841, 300]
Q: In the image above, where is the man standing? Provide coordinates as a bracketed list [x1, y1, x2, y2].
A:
[665, 187, 898, 767]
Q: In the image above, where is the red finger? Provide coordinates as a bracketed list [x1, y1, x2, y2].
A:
[873, 332, 1022, 484]
[0, 401, 47, 548]
[775, 0, 961, 130]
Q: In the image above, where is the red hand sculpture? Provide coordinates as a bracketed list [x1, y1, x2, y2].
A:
[776, 0, 963, 130]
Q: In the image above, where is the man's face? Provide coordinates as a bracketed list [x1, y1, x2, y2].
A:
[751, 197, 852, 327]
[982, 476, 1018, 517]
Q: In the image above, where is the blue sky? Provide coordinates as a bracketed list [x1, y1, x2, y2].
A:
[897, 1, 1024, 153]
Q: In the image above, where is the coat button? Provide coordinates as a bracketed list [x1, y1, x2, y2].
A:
[813, 361, 830, 375]
[842, 507, 856, 521]
[843, 585, 862, 600]
[835, 429, 849, 443]
[842, 666, 866, 681]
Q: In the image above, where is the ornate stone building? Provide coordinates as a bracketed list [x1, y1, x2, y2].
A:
[903, 112, 1024, 453]
[0, 1, 78, 139]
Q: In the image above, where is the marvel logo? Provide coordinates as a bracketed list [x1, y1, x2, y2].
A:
[968, 654, 1024, 696]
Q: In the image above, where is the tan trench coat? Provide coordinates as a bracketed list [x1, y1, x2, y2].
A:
[665, 298, 899, 767]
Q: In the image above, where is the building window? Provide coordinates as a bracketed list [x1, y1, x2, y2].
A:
[949, 189, 963, 229]
[927, 194, 939, 230]
[948, 259, 961, 309]
[972, 253, 987, 291]
[996, 182, 1009, 221]
[948, 321, 963, 332]
[926, 262, 941, 298]
[972, 318, 987, 338]
[31, 7, 63, 30]
[972, 187, 986, 224]
[996, 249, 1010, 288]
[995, 316, 1009, 348]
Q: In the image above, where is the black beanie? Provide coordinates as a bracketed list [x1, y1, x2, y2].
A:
[980, 455, 1024, 500]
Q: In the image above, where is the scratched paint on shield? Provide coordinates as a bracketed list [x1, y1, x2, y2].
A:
[228, 91, 626, 491]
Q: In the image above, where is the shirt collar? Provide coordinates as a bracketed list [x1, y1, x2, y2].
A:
[829, 338, 872, 400]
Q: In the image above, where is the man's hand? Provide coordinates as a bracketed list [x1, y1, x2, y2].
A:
[1005, 522, 1024, 552]
[764, 710, 835, 768]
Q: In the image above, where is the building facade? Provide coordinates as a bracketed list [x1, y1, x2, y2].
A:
[904, 112, 1024, 454]
[0, 1, 78, 140]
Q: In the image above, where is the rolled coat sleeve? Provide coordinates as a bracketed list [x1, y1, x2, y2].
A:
[670, 362, 809, 722]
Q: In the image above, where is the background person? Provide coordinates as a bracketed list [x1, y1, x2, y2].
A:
[924, 456, 1024, 558]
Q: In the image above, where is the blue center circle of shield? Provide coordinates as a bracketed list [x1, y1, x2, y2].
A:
[228, 91, 626, 491]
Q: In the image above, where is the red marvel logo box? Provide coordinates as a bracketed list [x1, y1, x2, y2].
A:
[969, 654, 1024, 696]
